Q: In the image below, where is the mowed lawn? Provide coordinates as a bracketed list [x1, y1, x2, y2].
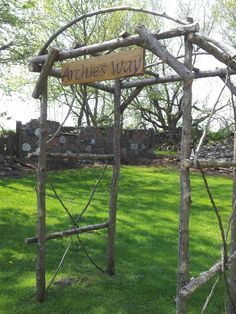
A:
[0, 166, 233, 314]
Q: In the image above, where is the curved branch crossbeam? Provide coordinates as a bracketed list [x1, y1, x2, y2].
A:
[38, 6, 188, 55]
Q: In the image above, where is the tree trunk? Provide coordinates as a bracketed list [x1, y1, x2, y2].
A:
[176, 35, 193, 314]
[107, 80, 121, 275]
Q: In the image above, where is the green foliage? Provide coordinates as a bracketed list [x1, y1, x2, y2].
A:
[0, 166, 232, 313]
[0, 0, 38, 63]
[207, 127, 232, 143]
[213, 0, 236, 47]
[0, 129, 15, 136]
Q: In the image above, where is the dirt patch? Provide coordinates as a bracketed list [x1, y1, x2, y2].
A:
[0, 154, 36, 178]
[0, 153, 233, 178]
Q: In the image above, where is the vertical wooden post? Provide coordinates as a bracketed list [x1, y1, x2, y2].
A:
[107, 80, 121, 275]
[176, 36, 193, 314]
[31, 48, 59, 302]
[36, 80, 48, 302]
[228, 130, 236, 314]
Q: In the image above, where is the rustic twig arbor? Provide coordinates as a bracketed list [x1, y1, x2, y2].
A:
[26, 6, 236, 314]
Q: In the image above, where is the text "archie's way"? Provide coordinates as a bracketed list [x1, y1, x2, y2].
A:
[61, 48, 144, 86]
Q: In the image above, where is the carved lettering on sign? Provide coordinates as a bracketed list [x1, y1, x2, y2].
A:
[61, 48, 144, 85]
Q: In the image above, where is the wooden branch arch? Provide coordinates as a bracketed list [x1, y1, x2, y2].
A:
[27, 6, 236, 314]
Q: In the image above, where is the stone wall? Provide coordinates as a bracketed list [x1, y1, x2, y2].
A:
[19, 119, 155, 158]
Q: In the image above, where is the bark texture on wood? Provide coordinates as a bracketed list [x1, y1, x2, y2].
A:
[136, 24, 194, 82]
[121, 68, 236, 88]
[30, 62, 236, 89]
[107, 80, 121, 275]
[228, 131, 236, 314]
[31, 23, 198, 64]
[29, 152, 114, 160]
[176, 36, 193, 314]
[183, 159, 236, 169]
[188, 33, 236, 71]
[36, 80, 48, 303]
[48, 153, 114, 160]
[32, 49, 59, 99]
[25, 222, 109, 244]
[180, 252, 236, 297]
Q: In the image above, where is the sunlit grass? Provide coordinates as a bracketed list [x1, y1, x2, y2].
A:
[154, 149, 179, 156]
[0, 166, 232, 313]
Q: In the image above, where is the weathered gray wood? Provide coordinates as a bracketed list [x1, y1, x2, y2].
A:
[30, 62, 236, 89]
[29, 152, 114, 160]
[121, 68, 236, 88]
[32, 48, 59, 99]
[48, 153, 114, 160]
[176, 35, 193, 314]
[180, 252, 236, 297]
[183, 159, 236, 169]
[136, 24, 194, 82]
[188, 33, 236, 72]
[36, 78, 48, 303]
[31, 23, 198, 64]
[228, 132, 236, 314]
[107, 80, 121, 275]
[25, 222, 109, 244]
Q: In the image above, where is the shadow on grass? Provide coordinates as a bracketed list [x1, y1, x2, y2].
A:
[0, 166, 231, 313]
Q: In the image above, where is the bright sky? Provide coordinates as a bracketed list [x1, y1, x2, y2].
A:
[1, 1, 231, 131]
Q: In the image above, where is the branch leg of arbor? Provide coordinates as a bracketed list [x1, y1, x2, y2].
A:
[176, 35, 193, 314]
[107, 80, 121, 275]
[228, 131, 236, 314]
[32, 48, 59, 99]
[36, 80, 48, 303]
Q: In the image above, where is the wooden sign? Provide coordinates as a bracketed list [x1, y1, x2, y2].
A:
[61, 48, 144, 85]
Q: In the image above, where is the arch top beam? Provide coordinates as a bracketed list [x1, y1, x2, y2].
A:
[38, 6, 188, 56]
[31, 23, 199, 65]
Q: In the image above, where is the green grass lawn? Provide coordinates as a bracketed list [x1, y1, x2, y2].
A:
[0, 166, 233, 314]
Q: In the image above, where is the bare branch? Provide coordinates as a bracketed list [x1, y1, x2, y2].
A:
[200, 274, 221, 314]
[74, 163, 108, 225]
[198, 162, 228, 265]
[194, 70, 229, 165]
[46, 239, 72, 290]
[47, 87, 77, 144]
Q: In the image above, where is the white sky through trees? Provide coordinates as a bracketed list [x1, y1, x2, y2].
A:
[1, 0, 232, 131]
